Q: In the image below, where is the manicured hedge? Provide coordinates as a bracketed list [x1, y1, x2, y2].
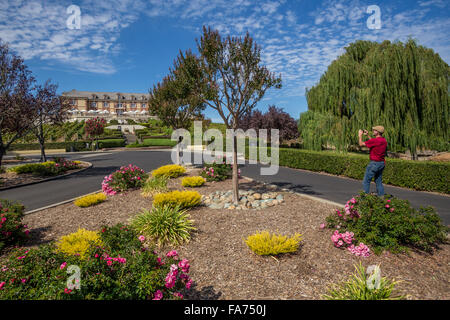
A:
[245, 147, 450, 194]
[9, 141, 90, 152]
[142, 138, 177, 147]
[97, 139, 126, 148]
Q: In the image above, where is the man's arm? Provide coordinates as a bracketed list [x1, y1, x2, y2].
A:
[358, 130, 366, 147]
[359, 130, 372, 147]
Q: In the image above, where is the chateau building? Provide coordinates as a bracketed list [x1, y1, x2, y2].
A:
[62, 89, 156, 121]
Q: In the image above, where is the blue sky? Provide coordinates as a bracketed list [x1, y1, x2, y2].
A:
[1, 0, 449, 122]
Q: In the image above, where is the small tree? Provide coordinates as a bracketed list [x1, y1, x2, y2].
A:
[194, 26, 282, 204]
[31, 80, 70, 162]
[240, 105, 299, 142]
[85, 117, 106, 150]
[148, 50, 206, 164]
[0, 40, 37, 168]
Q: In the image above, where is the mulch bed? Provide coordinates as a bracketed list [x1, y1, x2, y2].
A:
[7, 168, 450, 300]
[0, 161, 91, 190]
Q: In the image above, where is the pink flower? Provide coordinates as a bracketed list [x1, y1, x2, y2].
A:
[60, 262, 67, 270]
[319, 223, 326, 229]
[138, 235, 146, 242]
[178, 259, 190, 273]
[64, 288, 72, 294]
[173, 292, 183, 299]
[390, 208, 395, 212]
[21, 278, 27, 284]
[385, 204, 390, 208]
[185, 279, 193, 289]
[153, 290, 163, 300]
[0, 282, 5, 290]
[386, 199, 391, 203]
[166, 250, 178, 259]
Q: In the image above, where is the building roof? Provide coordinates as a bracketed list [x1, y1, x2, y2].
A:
[62, 89, 149, 100]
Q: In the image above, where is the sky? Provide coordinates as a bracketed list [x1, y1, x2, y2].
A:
[1, 0, 449, 123]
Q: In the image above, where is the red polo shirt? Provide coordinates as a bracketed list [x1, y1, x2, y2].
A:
[364, 137, 387, 162]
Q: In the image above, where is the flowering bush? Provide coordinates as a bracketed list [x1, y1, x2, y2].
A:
[74, 193, 107, 208]
[0, 199, 29, 253]
[200, 158, 234, 182]
[0, 224, 192, 300]
[331, 230, 370, 257]
[151, 164, 186, 178]
[8, 158, 81, 177]
[102, 164, 148, 195]
[326, 193, 449, 254]
[85, 117, 106, 138]
[153, 190, 201, 209]
[181, 176, 205, 188]
[245, 231, 302, 256]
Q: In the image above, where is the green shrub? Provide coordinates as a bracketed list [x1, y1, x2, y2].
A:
[0, 224, 192, 300]
[102, 165, 148, 195]
[151, 164, 186, 178]
[143, 138, 177, 147]
[153, 190, 201, 209]
[97, 139, 126, 148]
[322, 263, 405, 300]
[0, 199, 28, 253]
[7, 159, 81, 177]
[245, 231, 302, 256]
[245, 147, 450, 194]
[130, 205, 195, 246]
[181, 176, 205, 187]
[325, 193, 449, 254]
[8, 141, 89, 152]
[141, 176, 169, 197]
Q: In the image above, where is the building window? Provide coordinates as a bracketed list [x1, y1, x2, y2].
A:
[103, 102, 109, 107]
[91, 102, 97, 108]
[131, 103, 136, 108]
[71, 99, 76, 105]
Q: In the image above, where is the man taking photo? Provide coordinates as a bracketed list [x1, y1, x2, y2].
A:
[358, 126, 387, 196]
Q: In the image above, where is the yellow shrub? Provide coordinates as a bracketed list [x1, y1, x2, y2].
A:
[56, 229, 103, 259]
[181, 176, 205, 187]
[245, 231, 302, 256]
[74, 193, 107, 207]
[153, 190, 201, 209]
[151, 164, 186, 178]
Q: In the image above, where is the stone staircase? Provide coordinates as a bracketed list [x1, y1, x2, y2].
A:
[124, 133, 137, 145]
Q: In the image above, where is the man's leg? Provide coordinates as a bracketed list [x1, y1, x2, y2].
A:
[362, 162, 375, 194]
[373, 163, 385, 196]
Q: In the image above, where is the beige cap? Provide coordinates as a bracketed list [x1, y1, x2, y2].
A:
[372, 126, 385, 134]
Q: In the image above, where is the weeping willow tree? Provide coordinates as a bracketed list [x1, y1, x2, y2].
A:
[299, 39, 450, 157]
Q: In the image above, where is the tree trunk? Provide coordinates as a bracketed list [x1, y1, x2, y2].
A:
[37, 123, 47, 162]
[39, 139, 47, 162]
[176, 136, 183, 165]
[0, 146, 4, 169]
[232, 133, 239, 205]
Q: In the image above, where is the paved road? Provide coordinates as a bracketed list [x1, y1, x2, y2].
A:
[1, 150, 449, 224]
